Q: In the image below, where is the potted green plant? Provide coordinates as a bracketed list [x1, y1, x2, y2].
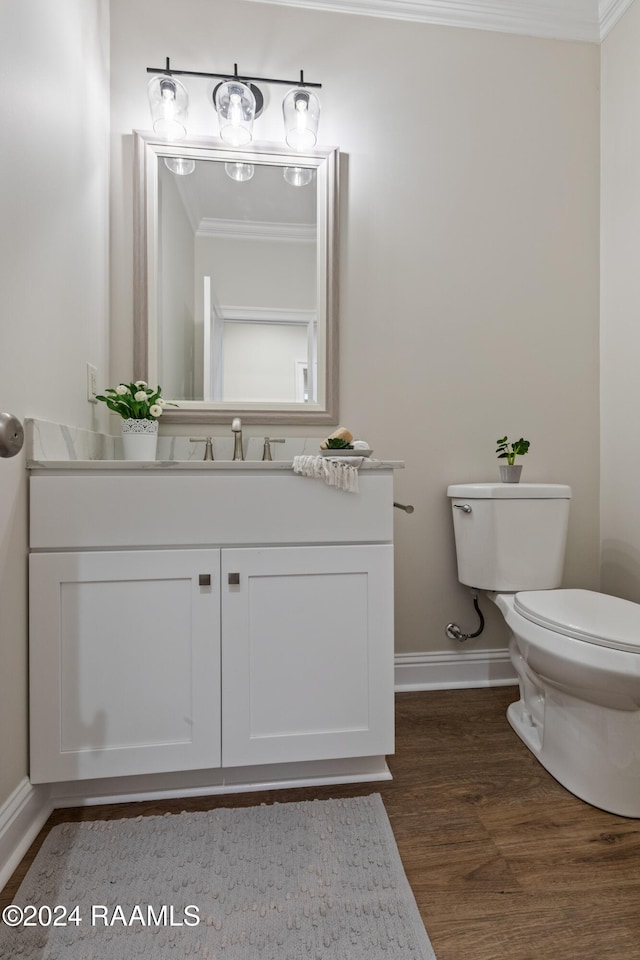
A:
[496, 435, 530, 483]
[95, 381, 173, 461]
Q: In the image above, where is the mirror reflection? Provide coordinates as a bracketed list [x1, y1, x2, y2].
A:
[134, 133, 339, 424]
[158, 157, 317, 404]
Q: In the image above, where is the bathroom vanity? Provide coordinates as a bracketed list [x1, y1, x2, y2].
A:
[28, 453, 400, 800]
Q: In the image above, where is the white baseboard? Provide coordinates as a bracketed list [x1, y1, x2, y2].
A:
[0, 778, 52, 892]
[49, 755, 392, 808]
[395, 649, 518, 691]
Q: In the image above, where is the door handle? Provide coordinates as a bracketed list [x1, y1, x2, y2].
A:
[0, 413, 24, 458]
[228, 573, 240, 585]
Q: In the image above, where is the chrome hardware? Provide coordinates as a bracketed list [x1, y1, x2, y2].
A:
[190, 436, 214, 460]
[446, 591, 485, 642]
[262, 437, 285, 461]
[453, 503, 472, 513]
[198, 574, 211, 586]
[393, 502, 414, 514]
[231, 418, 244, 461]
[228, 572, 240, 585]
[0, 413, 24, 459]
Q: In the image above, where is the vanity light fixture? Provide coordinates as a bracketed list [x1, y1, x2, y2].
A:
[214, 80, 258, 146]
[225, 161, 255, 182]
[146, 59, 321, 148]
[164, 157, 196, 175]
[147, 74, 189, 140]
[283, 88, 320, 151]
[283, 166, 314, 187]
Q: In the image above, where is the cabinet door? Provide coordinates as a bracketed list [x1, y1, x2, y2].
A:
[221, 544, 394, 767]
[30, 549, 221, 783]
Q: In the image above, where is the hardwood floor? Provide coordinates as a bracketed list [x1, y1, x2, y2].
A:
[3, 687, 640, 959]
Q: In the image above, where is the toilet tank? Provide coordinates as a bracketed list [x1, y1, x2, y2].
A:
[447, 483, 572, 592]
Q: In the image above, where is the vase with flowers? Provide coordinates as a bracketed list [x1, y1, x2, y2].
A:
[95, 381, 173, 461]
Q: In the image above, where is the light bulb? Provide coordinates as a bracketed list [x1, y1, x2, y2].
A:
[229, 93, 242, 126]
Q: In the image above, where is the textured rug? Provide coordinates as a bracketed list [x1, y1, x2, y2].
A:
[0, 793, 437, 959]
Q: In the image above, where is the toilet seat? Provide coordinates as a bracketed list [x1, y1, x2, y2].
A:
[514, 588, 640, 654]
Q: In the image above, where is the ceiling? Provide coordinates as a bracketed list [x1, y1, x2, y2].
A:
[246, 0, 633, 42]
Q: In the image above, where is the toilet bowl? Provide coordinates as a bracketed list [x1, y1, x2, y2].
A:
[494, 589, 640, 817]
[448, 483, 640, 817]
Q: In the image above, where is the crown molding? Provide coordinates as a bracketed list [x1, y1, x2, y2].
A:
[220, 306, 316, 324]
[244, 0, 634, 42]
[599, 0, 635, 38]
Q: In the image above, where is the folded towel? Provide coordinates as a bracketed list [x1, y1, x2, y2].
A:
[292, 454, 365, 493]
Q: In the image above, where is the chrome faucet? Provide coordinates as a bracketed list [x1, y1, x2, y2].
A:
[231, 418, 244, 461]
[262, 437, 285, 461]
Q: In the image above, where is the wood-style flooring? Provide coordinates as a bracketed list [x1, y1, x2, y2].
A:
[3, 688, 640, 959]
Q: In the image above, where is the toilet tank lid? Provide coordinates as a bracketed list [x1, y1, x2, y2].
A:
[447, 483, 571, 499]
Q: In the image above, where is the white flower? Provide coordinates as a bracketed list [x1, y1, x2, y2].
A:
[135, 380, 147, 388]
[115, 384, 129, 395]
[134, 391, 148, 402]
[157, 398, 166, 406]
[149, 404, 163, 417]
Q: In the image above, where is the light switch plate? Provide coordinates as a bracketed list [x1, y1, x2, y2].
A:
[86, 363, 98, 403]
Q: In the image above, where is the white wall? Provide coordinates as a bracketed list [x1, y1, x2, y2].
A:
[197, 234, 316, 312]
[223, 322, 309, 401]
[0, 0, 110, 807]
[601, 0, 640, 601]
[110, 0, 601, 657]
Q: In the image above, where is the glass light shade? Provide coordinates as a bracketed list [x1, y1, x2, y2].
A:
[215, 81, 256, 146]
[164, 157, 196, 176]
[283, 166, 313, 187]
[283, 88, 320, 151]
[147, 75, 188, 140]
[225, 161, 255, 182]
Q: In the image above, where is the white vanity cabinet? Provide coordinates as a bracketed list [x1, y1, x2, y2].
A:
[221, 544, 393, 767]
[29, 549, 222, 783]
[29, 466, 397, 791]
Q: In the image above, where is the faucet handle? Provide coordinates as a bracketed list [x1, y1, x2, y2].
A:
[262, 437, 286, 461]
[189, 437, 214, 461]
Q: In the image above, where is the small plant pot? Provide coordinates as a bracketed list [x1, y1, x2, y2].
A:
[499, 464, 522, 483]
[121, 418, 158, 461]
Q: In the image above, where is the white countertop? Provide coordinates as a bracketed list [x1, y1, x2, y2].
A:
[28, 458, 404, 473]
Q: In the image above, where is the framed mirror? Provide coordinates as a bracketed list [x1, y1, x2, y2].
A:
[133, 131, 339, 424]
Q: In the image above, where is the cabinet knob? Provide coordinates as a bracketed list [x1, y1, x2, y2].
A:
[228, 573, 240, 585]
[198, 574, 211, 586]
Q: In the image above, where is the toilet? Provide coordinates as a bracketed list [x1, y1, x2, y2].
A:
[448, 482, 640, 818]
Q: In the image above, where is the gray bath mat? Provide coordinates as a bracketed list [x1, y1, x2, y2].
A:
[0, 793, 437, 958]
